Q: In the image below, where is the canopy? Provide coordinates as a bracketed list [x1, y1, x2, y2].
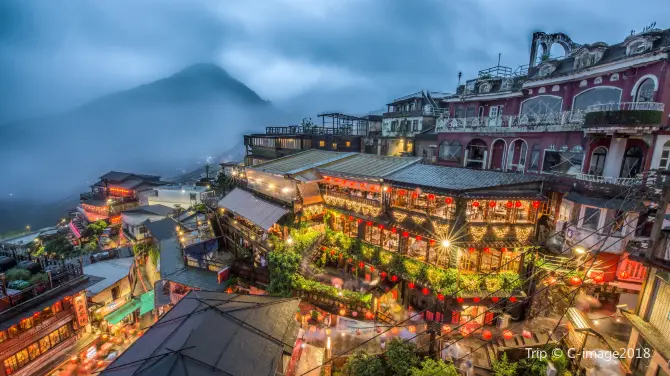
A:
[104, 299, 141, 325]
[217, 188, 289, 231]
[139, 291, 155, 315]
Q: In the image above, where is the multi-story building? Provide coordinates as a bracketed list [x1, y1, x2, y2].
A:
[431, 27, 670, 297]
[143, 184, 215, 209]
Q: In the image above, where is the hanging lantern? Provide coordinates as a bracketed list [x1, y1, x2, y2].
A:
[515, 200, 522, 208]
[392, 327, 399, 334]
[491, 297, 500, 303]
[399, 190, 406, 196]
[522, 330, 532, 339]
[378, 224, 384, 229]
[366, 221, 373, 226]
[408, 282, 416, 289]
[505, 201, 513, 208]
[429, 239, 436, 245]
[370, 266, 375, 272]
[422, 287, 429, 295]
[428, 194, 435, 200]
[402, 231, 409, 238]
[509, 296, 518, 303]
[482, 330, 493, 340]
[352, 311, 358, 317]
[483, 247, 490, 253]
[348, 215, 354, 221]
[619, 270, 630, 279]
[503, 330, 514, 340]
[330, 250, 336, 255]
[472, 297, 481, 303]
[339, 308, 346, 316]
[569, 276, 583, 286]
[489, 201, 497, 208]
[380, 271, 387, 279]
[412, 192, 418, 199]
[391, 227, 397, 233]
[437, 293, 445, 301]
[456, 297, 464, 304]
[408, 326, 416, 333]
[358, 261, 365, 269]
[347, 258, 353, 263]
[593, 273, 604, 283]
[445, 197, 453, 205]
[391, 275, 399, 282]
[416, 235, 422, 241]
[442, 325, 452, 333]
[357, 218, 363, 224]
[472, 201, 480, 208]
[532, 201, 541, 208]
[501, 247, 507, 253]
[468, 247, 476, 253]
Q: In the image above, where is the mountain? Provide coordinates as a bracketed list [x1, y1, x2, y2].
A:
[0, 63, 291, 232]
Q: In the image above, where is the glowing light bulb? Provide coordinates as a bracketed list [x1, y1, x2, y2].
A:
[441, 239, 451, 247]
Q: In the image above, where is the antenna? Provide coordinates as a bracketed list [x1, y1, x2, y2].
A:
[457, 72, 462, 87]
[497, 53, 502, 67]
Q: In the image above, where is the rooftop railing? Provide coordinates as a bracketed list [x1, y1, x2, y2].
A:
[435, 110, 586, 133]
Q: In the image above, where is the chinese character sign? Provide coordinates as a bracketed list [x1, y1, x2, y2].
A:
[74, 294, 89, 327]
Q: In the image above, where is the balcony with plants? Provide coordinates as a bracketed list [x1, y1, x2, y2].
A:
[583, 102, 664, 133]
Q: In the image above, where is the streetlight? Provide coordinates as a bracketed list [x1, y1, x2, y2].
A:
[573, 246, 586, 254]
[441, 239, 451, 248]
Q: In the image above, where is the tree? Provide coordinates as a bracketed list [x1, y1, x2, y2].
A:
[213, 172, 235, 195]
[5, 268, 31, 282]
[492, 353, 517, 376]
[342, 352, 385, 376]
[385, 338, 420, 376]
[267, 249, 301, 297]
[83, 241, 99, 254]
[43, 236, 74, 258]
[410, 358, 458, 376]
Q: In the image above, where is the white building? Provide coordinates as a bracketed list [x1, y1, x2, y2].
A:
[121, 205, 175, 242]
[144, 185, 215, 209]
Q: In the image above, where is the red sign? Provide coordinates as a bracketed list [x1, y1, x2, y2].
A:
[217, 267, 231, 284]
[74, 294, 89, 328]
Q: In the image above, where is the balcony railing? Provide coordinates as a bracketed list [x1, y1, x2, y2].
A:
[573, 173, 643, 186]
[584, 102, 664, 129]
[435, 110, 585, 133]
[383, 108, 449, 118]
[585, 102, 665, 112]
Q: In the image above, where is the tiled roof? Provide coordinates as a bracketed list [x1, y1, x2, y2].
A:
[249, 149, 357, 175]
[385, 164, 543, 192]
[101, 291, 301, 376]
[122, 204, 175, 217]
[318, 154, 421, 180]
[158, 237, 224, 292]
[145, 218, 179, 241]
[217, 188, 289, 231]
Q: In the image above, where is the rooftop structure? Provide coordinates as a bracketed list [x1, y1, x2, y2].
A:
[317, 153, 422, 180]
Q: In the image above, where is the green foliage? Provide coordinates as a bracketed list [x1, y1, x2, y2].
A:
[584, 108, 663, 127]
[149, 246, 160, 267]
[28, 273, 49, 286]
[342, 352, 385, 376]
[293, 276, 371, 308]
[518, 356, 549, 376]
[213, 172, 235, 195]
[6, 268, 32, 282]
[550, 348, 568, 376]
[491, 353, 517, 376]
[83, 241, 99, 253]
[410, 358, 458, 376]
[267, 249, 301, 297]
[385, 338, 420, 376]
[43, 236, 74, 258]
[87, 220, 107, 237]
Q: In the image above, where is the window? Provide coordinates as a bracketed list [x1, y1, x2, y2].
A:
[589, 147, 607, 176]
[627, 40, 647, 56]
[455, 106, 465, 118]
[319, 140, 325, 147]
[112, 286, 120, 300]
[528, 144, 541, 171]
[466, 105, 476, 118]
[480, 249, 501, 272]
[39, 336, 51, 353]
[542, 150, 584, 175]
[3, 356, 18, 375]
[0, 331, 6, 344]
[459, 249, 478, 272]
[410, 103, 415, 111]
[478, 106, 484, 118]
[572, 87, 622, 111]
[501, 251, 520, 272]
[345, 141, 351, 147]
[189, 193, 196, 201]
[635, 78, 656, 103]
[332, 143, 337, 149]
[27, 343, 40, 361]
[439, 141, 462, 163]
[391, 121, 398, 132]
[139, 225, 148, 235]
[520, 96, 563, 117]
[621, 146, 643, 179]
[660, 141, 670, 169]
[412, 120, 419, 131]
[582, 207, 601, 231]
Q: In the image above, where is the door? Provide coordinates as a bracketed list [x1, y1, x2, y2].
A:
[488, 106, 502, 127]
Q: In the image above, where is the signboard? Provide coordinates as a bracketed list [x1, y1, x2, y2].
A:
[73, 294, 89, 328]
[86, 345, 97, 359]
[217, 267, 231, 284]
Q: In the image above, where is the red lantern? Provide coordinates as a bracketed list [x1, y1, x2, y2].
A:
[510, 296, 518, 303]
[489, 201, 496, 208]
[366, 311, 374, 320]
[428, 194, 435, 200]
[482, 330, 493, 340]
[416, 235, 422, 241]
[437, 293, 445, 301]
[472, 201, 480, 208]
[347, 258, 353, 263]
[445, 197, 453, 205]
[569, 276, 583, 286]
[515, 200, 522, 208]
[391, 227, 397, 233]
[532, 201, 541, 208]
[399, 190, 406, 196]
[352, 311, 358, 317]
[442, 325, 452, 333]
[503, 330, 513, 340]
[473, 297, 481, 303]
[593, 273, 604, 283]
[483, 247, 490, 253]
[468, 247, 476, 253]
[380, 271, 387, 279]
[402, 231, 409, 238]
[408, 282, 416, 289]
[522, 330, 532, 339]
[429, 239, 435, 245]
[358, 261, 365, 269]
[491, 297, 500, 303]
[408, 326, 416, 333]
[366, 221, 373, 226]
[422, 287, 429, 295]
[501, 247, 507, 253]
[330, 250, 335, 255]
[456, 297, 464, 304]
[325, 176, 331, 181]
[357, 218, 363, 224]
[348, 215, 353, 221]
[412, 192, 418, 199]
[391, 275, 399, 282]
[378, 224, 384, 229]
[619, 270, 630, 279]
[370, 266, 375, 272]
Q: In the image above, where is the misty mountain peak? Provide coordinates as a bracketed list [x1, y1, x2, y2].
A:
[173, 63, 232, 79]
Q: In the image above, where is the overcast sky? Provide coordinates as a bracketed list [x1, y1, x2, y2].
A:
[1, 0, 669, 122]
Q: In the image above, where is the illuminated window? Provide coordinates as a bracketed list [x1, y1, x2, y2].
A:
[480, 249, 502, 272]
[39, 336, 51, 353]
[501, 251, 520, 272]
[58, 325, 70, 339]
[0, 330, 7, 344]
[319, 140, 325, 147]
[332, 143, 337, 149]
[15, 349, 29, 368]
[27, 343, 40, 360]
[3, 356, 18, 375]
[459, 249, 478, 272]
[345, 141, 351, 147]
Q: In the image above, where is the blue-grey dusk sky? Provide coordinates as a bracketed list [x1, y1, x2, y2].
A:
[1, 0, 669, 121]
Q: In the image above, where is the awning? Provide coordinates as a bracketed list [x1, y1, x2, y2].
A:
[622, 311, 670, 360]
[564, 191, 645, 212]
[566, 307, 595, 332]
[297, 183, 323, 206]
[104, 298, 141, 325]
[139, 291, 155, 315]
[217, 188, 289, 231]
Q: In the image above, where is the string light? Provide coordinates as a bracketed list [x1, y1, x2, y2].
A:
[469, 226, 487, 241]
[493, 226, 510, 238]
[516, 227, 532, 241]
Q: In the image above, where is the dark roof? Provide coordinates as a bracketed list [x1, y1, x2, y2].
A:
[145, 218, 178, 241]
[249, 149, 357, 175]
[318, 153, 421, 180]
[123, 204, 175, 217]
[97, 171, 161, 184]
[101, 291, 301, 376]
[385, 164, 543, 192]
[158, 236, 224, 292]
[452, 76, 525, 98]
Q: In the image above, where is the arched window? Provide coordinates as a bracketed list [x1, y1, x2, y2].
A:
[528, 144, 541, 171]
[589, 147, 607, 176]
[635, 78, 656, 103]
[621, 146, 643, 179]
[439, 141, 462, 163]
[478, 106, 484, 118]
[573, 87, 621, 111]
[660, 140, 670, 170]
[466, 105, 476, 118]
[520, 96, 563, 117]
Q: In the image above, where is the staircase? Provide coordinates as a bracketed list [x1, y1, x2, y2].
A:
[487, 331, 561, 362]
[375, 309, 396, 326]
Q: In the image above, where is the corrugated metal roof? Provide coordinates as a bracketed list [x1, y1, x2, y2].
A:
[566, 307, 595, 332]
[83, 257, 134, 296]
[249, 150, 357, 175]
[386, 164, 543, 192]
[318, 154, 421, 180]
[218, 188, 289, 230]
[297, 183, 323, 205]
